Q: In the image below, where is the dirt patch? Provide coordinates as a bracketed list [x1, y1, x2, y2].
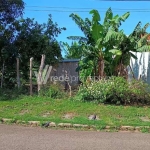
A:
[139, 116, 150, 122]
[19, 110, 29, 115]
[62, 113, 76, 119]
[42, 111, 53, 117]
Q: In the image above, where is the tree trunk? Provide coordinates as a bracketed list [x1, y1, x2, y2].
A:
[98, 57, 104, 79]
[37, 54, 45, 93]
[16, 58, 21, 88]
[30, 57, 33, 96]
[1, 61, 5, 88]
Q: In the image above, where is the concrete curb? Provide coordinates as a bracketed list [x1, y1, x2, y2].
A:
[1, 118, 150, 132]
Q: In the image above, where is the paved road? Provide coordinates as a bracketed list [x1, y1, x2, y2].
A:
[0, 124, 150, 150]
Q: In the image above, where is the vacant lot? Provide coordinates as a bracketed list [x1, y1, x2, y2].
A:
[0, 96, 150, 131]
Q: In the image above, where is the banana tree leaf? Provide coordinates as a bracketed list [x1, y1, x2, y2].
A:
[137, 45, 150, 52]
[104, 7, 113, 23]
[121, 12, 130, 21]
[109, 49, 122, 55]
[89, 9, 100, 22]
[67, 36, 88, 42]
[90, 23, 103, 42]
[129, 52, 137, 59]
[76, 66, 81, 72]
[95, 37, 102, 49]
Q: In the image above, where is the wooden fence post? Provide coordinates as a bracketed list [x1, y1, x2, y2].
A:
[37, 54, 45, 94]
[16, 58, 21, 88]
[30, 57, 33, 96]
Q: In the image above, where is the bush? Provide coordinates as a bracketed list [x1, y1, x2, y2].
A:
[75, 76, 150, 105]
[39, 83, 67, 99]
[0, 87, 28, 101]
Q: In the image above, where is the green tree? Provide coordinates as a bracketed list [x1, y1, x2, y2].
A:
[104, 21, 150, 77]
[61, 41, 83, 59]
[69, 8, 130, 78]
[0, 1, 66, 87]
[0, 0, 25, 87]
[3, 15, 65, 87]
[69, 8, 150, 80]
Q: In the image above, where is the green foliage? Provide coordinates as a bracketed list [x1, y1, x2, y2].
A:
[0, 0, 24, 24]
[76, 77, 150, 105]
[68, 8, 150, 79]
[0, 13, 65, 87]
[68, 8, 133, 78]
[39, 84, 67, 99]
[76, 79, 109, 103]
[61, 41, 83, 59]
[0, 87, 28, 101]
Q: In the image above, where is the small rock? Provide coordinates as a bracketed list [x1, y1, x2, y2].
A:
[16, 120, 21, 124]
[135, 126, 142, 131]
[28, 121, 40, 126]
[58, 123, 64, 127]
[2, 118, 12, 122]
[73, 124, 89, 128]
[49, 122, 56, 127]
[88, 115, 99, 120]
[105, 126, 110, 129]
[58, 123, 72, 128]
[73, 124, 83, 128]
[120, 126, 134, 131]
[81, 125, 89, 128]
[91, 125, 96, 128]
[63, 123, 72, 128]
[42, 122, 50, 127]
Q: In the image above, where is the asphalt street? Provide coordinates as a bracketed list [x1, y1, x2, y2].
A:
[0, 124, 150, 150]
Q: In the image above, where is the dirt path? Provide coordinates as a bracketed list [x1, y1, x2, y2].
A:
[0, 124, 150, 150]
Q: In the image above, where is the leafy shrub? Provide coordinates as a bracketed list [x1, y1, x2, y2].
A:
[105, 77, 131, 105]
[76, 79, 110, 103]
[39, 83, 67, 99]
[75, 76, 150, 105]
[129, 79, 150, 105]
[0, 87, 28, 101]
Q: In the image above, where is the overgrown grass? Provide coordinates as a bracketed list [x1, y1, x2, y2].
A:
[0, 96, 150, 128]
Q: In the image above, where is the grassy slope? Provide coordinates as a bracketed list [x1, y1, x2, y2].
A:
[0, 96, 150, 127]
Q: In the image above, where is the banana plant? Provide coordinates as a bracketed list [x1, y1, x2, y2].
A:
[89, 8, 130, 77]
[104, 22, 150, 77]
[68, 8, 150, 78]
